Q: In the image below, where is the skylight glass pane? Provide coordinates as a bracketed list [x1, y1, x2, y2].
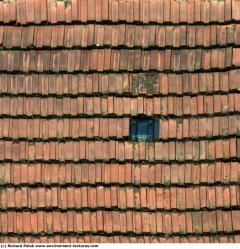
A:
[130, 117, 159, 141]
[137, 119, 148, 139]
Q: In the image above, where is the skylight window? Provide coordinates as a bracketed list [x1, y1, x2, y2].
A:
[130, 117, 159, 141]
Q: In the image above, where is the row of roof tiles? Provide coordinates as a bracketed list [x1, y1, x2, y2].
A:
[1, 210, 240, 234]
[1, 235, 240, 243]
[0, 118, 130, 139]
[1, 71, 239, 96]
[0, 115, 238, 140]
[0, 138, 239, 162]
[1, 24, 240, 48]
[0, 95, 239, 117]
[0, 0, 239, 24]
[1, 48, 240, 72]
[1, 185, 239, 210]
[0, 162, 239, 186]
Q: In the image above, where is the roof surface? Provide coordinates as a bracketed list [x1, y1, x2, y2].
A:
[0, 0, 240, 243]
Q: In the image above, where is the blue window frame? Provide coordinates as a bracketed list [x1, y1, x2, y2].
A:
[130, 117, 159, 141]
